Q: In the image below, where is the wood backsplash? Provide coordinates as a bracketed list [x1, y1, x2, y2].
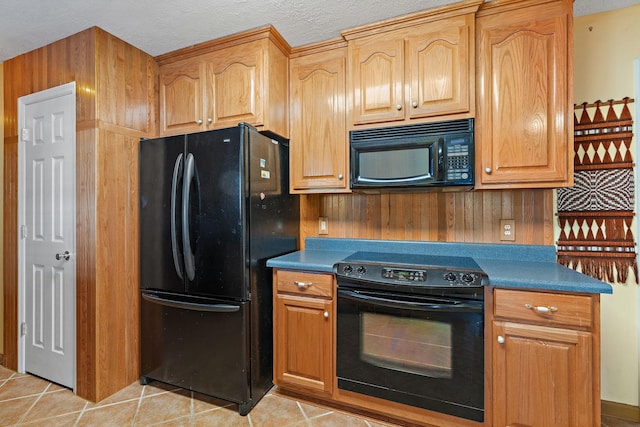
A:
[299, 189, 555, 247]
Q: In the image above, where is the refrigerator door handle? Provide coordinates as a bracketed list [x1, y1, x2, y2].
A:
[170, 153, 184, 280]
[142, 293, 240, 313]
[182, 152, 196, 281]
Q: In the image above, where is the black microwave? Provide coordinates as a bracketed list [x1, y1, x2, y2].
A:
[350, 118, 474, 192]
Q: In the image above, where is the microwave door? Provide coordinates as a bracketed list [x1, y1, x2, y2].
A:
[353, 140, 440, 187]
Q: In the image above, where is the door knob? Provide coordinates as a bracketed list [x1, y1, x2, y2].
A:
[485, 167, 492, 174]
[55, 251, 71, 261]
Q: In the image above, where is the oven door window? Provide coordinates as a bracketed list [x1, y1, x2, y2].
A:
[336, 288, 484, 422]
[361, 312, 452, 378]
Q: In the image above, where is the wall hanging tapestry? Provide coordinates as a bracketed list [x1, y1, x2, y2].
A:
[557, 97, 636, 284]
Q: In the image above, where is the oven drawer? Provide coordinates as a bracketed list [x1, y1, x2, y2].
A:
[277, 270, 333, 298]
[494, 289, 593, 329]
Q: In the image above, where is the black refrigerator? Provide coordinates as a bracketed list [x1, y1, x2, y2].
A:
[138, 123, 299, 415]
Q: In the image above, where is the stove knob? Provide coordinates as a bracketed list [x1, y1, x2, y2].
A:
[444, 272, 457, 282]
[343, 265, 353, 274]
[356, 266, 367, 274]
[462, 273, 475, 283]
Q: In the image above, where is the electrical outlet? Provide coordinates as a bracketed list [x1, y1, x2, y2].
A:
[318, 217, 329, 235]
[500, 219, 516, 241]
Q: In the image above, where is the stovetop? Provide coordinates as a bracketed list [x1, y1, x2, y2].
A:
[342, 251, 483, 272]
[334, 251, 488, 288]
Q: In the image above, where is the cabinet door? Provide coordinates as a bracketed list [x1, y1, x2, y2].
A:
[159, 59, 204, 135]
[493, 321, 593, 427]
[274, 294, 333, 394]
[290, 48, 349, 192]
[476, 1, 571, 188]
[349, 37, 405, 124]
[407, 16, 472, 119]
[205, 43, 264, 129]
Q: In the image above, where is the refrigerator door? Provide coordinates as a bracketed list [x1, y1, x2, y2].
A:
[139, 135, 187, 293]
[140, 292, 249, 408]
[185, 127, 246, 300]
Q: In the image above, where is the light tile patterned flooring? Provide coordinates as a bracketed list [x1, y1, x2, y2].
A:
[0, 366, 401, 427]
[3, 366, 640, 427]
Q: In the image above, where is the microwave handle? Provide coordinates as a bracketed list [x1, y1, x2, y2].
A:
[436, 138, 445, 181]
[357, 175, 432, 184]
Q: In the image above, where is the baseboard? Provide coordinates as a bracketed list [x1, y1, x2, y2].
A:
[602, 400, 640, 422]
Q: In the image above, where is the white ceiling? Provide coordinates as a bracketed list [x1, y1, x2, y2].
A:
[0, 0, 639, 63]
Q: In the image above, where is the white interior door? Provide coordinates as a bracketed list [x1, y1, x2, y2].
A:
[18, 82, 76, 390]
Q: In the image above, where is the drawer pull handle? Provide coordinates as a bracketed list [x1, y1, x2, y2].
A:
[294, 281, 313, 289]
[525, 303, 558, 314]
[324, 311, 329, 319]
[497, 335, 505, 344]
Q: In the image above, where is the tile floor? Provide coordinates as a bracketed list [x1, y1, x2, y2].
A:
[0, 366, 401, 427]
[2, 366, 639, 427]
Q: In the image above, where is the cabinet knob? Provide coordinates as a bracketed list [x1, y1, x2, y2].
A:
[396, 104, 403, 111]
[323, 311, 329, 319]
[411, 101, 418, 108]
[485, 167, 492, 174]
[338, 173, 343, 180]
[497, 335, 505, 344]
[207, 117, 213, 124]
[197, 119, 203, 125]
[294, 281, 312, 289]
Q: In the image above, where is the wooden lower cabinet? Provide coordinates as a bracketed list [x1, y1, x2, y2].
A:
[492, 288, 600, 427]
[273, 270, 334, 395]
[273, 270, 602, 427]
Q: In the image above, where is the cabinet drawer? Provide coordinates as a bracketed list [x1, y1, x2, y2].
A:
[277, 270, 333, 298]
[494, 289, 593, 329]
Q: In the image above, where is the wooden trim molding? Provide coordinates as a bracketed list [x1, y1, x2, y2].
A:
[602, 400, 640, 423]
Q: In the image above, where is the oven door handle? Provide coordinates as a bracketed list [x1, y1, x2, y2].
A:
[338, 290, 482, 313]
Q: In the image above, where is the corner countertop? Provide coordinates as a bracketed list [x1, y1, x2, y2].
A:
[266, 238, 613, 294]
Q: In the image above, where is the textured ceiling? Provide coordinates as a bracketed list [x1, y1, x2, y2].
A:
[0, 0, 639, 63]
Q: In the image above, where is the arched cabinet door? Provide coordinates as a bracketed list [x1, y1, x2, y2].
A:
[475, 0, 573, 189]
[349, 37, 405, 125]
[206, 42, 263, 129]
[407, 15, 472, 118]
[289, 44, 350, 193]
[159, 58, 204, 135]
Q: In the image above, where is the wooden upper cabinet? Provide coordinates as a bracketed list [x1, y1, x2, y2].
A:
[289, 41, 350, 193]
[204, 43, 263, 129]
[159, 58, 203, 135]
[342, 3, 480, 128]
[157, 26, 290, 138]
[475, 0, 573, 188]
[407, 18, 471, 119]
[349, 37, 405, 124]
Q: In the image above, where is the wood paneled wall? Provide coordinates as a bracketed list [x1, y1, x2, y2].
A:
[3, 27, 157, 401]
[299, 189, 555, 246]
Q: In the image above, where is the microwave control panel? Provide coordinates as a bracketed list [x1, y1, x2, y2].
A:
[444, 137, 472, 182]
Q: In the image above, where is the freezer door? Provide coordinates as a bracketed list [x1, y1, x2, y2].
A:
[184, 127, 247, 300]
[139, 135, 187, 293]
[140, 292, 249, 405]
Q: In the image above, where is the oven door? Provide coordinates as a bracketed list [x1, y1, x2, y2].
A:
[336, 287, 484, 422]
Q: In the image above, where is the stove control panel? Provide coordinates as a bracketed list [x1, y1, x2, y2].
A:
[335, 262, 486, 287]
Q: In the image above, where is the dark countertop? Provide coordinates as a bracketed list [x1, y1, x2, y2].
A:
[266, 238, 613, 294]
